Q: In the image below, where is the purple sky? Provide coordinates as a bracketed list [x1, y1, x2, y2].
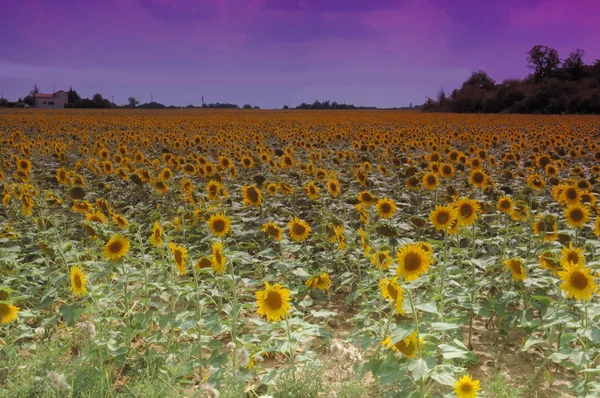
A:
[1, 0, 599, 108]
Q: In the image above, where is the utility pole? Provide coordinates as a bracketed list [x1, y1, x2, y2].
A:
[201, 95, 204, 107]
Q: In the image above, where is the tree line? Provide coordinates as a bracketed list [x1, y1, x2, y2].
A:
[423, 45, 600, 114]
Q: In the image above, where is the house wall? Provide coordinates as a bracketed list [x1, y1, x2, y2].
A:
[35, 92, 68, 108]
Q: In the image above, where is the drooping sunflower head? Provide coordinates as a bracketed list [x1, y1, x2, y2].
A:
[396, 243, 434, 282]
[195, 256, 213, 270]
[532, 214, 558, 242]
[453, 374, 481, 398]
[287, 217, 311, 242]
[376, 198, 397, 219]
[149, 221, 163, 247]
[558, 262, 596, 301]
[256, 282, 292, 322]
[0, 301, 19, 324]
[211, 241, 226, 274]
[504, 258, 526, 281]
[242, 185, 263, 207]
[70, 265, 88, 296]
[429, 205, 458, 231]
[85, 210, 107, 224]
[564, 203, 590, 229]
[103, 234, 130, 261]
[168, 242, 188, 275]
[112, 214, 129, 230]
[306, 273, 332, 290]
[261, 221, 283, 241]
[539, 252, 560, 275]
[207, 212, 231, 238]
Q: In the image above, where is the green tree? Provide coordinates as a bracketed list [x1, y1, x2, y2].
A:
[527, 45, 561, 82]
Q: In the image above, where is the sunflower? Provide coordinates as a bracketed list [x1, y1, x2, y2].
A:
[306, 273, 332, 290]
[358, 190, 376, 207]
[558, 262, 596, 301]
[0, 302, 19, 324]
[497, 196, 514, 214]
[429, 205, 458, 231]
[56, 167, 71, 184]
[370, 250, 393, 270]
[256, 282, 292, 322]
[469, 169, 488, 188]
[376, 198, 397, 219]
[595, 216, 600, 237]
[104, 234, 130, 261]
[510, 201, 530, 221]
[326, 178, 340, 197]
[70, 265, 88, 296]
[72, 200, 93, 214]
[504, 258, 526, 281]
[304, 181, 320, 200]
[539, 252, 561, 275]
[279, 181, 294, 195]
[242, 185, 263, 207]
[381, 331, 419, 357]
[396, 243, 434, 281]
[211, 241, 226, 274]
[261, 221, 283, 241]
[288, 217, 311, 242]
[405, 176, 420, 191]
[454, 374, 481, 398]
[422, 172, 439, 190]
[205, 180, 224, 201]
[154, 180, 169, 194]
[112, 214, 129, 230]
[378, 277, 405, 314]
[564, 203, 590, 228]
[149, 221, 163, 247]
[207, 212, 231, 238]
[560, 243, 585, 268]
[561, 185, 581, 205]
[354, 204, 369, 224]
[159, 167, 173, 181]
[85, 211, 107, 224]
[16, 158, 32, 174]
[168, 242, 188, 275]
[532, 214, 558, 242]
[0, 288, 11, 301]
[195, 256, 213, 270]
[266, 182, 278, 196]
[527, 173, 546, 191]
[453, 197, 480, 227]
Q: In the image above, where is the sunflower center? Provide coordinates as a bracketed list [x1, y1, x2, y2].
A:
[473, 172, 484, 183]
[154, 229, 161, 239]
[267, 225, 279, 237]
[437, 212, 449, 224]
[460, 204, 473, 217]
[570, 209, 583, 222]
[247, 188, 259, 202]
[0, 304, 8, 316]
[174, 250, 183, 265]
[404, 253, 422, 271]
[292, 223, 306, 236]
[0, 291, 8, 300]
[567, 252, 580, 264]
[570, 271, 588, 290]
[566, 189, 577, 200]
[426, 176, 436, 185]
[265, 290, 282, 310]
[461, 384, 473, 393]
[381, 203, 391, 213]
[214, 250, 222, 265]
[74, 275, 82, 288]
[386, 284, 398, 300]
[510, 261, 522, 274]
[109, 241, 123, 253]
[213, 220, 225, 232]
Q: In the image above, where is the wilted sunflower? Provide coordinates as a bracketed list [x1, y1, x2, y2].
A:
[195, 256, 213, 270]
[378, 277, 405, 314]
[306, 273, 332, 290]
[207, 212, 231, 238]
[453, 197, 480, 227]
[149, 221, 163, 247]
[326, 178, 340, 197]
[104, 234, 130, 261]
[381, 331, 419, 357]
[0, 302, 19, 324]
[70, 265, 88, 296]
[376, 198, 397, 219]
[242, 185, 263, 207]
[112, 214, 128, 230]
[560, 243, 585, 268]
[469, 169, 488, 188]
[72, 200, 93, 214]
[453, 374, 481, 398]
[304, 181, 319, 200]
[370, 250, 393, 270]
[558, 262, 596, 301]
[211, 241, 226, 274]
[85, 211, 107, 224]
[168, 242, 188, 275]
[564, 203, 590, 228]
[288, 217, 311, 242]
[396, 243, 434, 281]
[256, 282, 292, 322]
[261, 221, 283, 241]
[429, 205, 457, 231]
[504, 258, 526, 281]
[422, 172, 439, 191]
[358, 190, 376, 207]
[539, 252, 561, 275]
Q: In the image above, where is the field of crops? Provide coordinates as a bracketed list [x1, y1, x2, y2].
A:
[1, 109, 600, 397]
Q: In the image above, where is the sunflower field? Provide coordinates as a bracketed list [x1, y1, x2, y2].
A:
[1, 109, 600, 397]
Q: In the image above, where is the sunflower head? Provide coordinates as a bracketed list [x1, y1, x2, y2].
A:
[168, 242, 188, 275]
[564, 203, 590, 229]
[288, 217, 311, 242]
[242, 185, 263, 207]
[306, 273, 332, 290]
[504, 258, 526, 281]
[558, 262, 596, 301]
[261, 221, 283, 241]
[376, 198, 397, 219]
[396, 243, 434, 282]
[381, 331, 419, 357]
[207, 212, 231, 238]
[104, 234, 130, 261]
[211, 241, 226, 274]
[0, 301, 19, 324]
[358, 191, 376, 206]
[149, 221, 164, 247]
[429, 205, 457, 231]
[453, 374, 481, 398]
[453, 197, 480, 227]
[422, 172, 439, 191]
[256, 282, 292, 322]
[70, 265, 88, 296]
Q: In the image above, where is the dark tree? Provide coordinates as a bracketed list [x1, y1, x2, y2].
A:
[128, 97, 139, 107]
[463, 71, 496, 90]
[527, 45, 561, 81]
[68, 87, 81, 104]
[563, 49, 586, 80]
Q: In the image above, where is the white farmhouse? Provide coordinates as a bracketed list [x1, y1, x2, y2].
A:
[35, 90, 68, 108]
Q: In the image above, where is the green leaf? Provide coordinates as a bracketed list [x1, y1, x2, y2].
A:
[438, 344, 470, 360]
[59, 303, 84, 324]
[415, 302, 438, 314]
[377, 359, 407, 385]
[431, 365, 461, 386]
[521, 337, 543, 352]
[431, 322, 462, 331]
[310, 309, 337, 319]
[408, 358, 431, 381]
[390, 323, 414, 345]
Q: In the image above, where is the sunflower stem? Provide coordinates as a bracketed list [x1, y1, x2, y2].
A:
[407, 287, 426, 397]
[372, 303, 395, 362]
[468, 221, 476, 350]
[121, 259, 128, 318]
[284, 316, 295, 382]
[438, 231, 448, 322]
[228, 253, 239, 369]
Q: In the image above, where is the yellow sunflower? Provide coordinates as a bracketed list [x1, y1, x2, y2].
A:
[564, 203, 590, 229]
[304, 181, 320, 200]
[168, 242, 188, 275]
[422, 172, 439, 191]
[453, 197, 480, 227]
[103, 234, 130, 261]
[242, 185, 263, 207]
[195, 256, 213, 270]
[288, 217, 311, 242]
[560, 243, 585, 268]
[370, 250, 394, 270]
[306, 273, 332, 290]
[396, 243, 434, 281]
[85, 210, 107, 224]
[112, 214, 129, 230]
[595, 216, 600, 236]
[211, 241, 226, 274]
[429, 205, 458, 231]
[376, 198, 397, 219]
[207, 212, 231, 238]
[70, 265, 88, 296]
[326, 178, 340, 197]
[504, 258, 526, 281]
[261, 221, 283, 241]
[497, 196, 514, 214]
[358, 190, 376, 207]
[558, 262, 596, 301]
[149, 221, 163, 247]
[381, 331, 419, 357]
[539, 252, 561, 275]
[378, 277, 405, 314]
[454, 374, 481, 398]
[256, 282, 292, 322]
[0, 302, 19, 324]
[469, 169, 488, 188]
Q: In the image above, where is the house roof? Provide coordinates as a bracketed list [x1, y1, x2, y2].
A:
[35, 93, 54, 98]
